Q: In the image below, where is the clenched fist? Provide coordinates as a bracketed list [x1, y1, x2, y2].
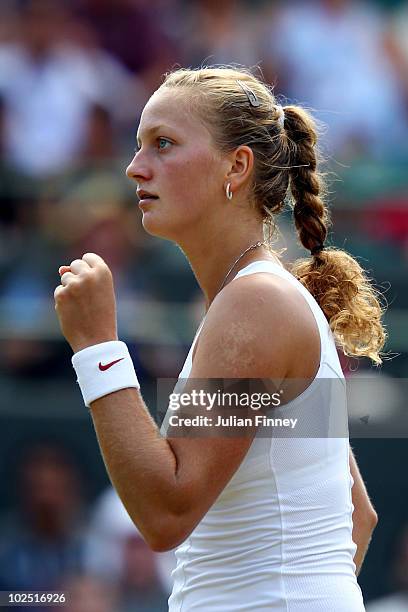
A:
[54, 253, 118, 353]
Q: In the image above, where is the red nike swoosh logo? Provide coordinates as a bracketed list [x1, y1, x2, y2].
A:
[98, 358, 125, 371]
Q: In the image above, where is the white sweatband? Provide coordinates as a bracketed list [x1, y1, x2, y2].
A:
[71, 340, 140, 407]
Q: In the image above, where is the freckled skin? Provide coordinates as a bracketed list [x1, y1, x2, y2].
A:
[209, 286, 272, 372]
[216, 320, 257, 370]
[126, 88, 226, 244]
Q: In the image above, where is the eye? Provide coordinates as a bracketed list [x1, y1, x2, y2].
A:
[157, 137, 172, 150]
[134, 143, 141, 154]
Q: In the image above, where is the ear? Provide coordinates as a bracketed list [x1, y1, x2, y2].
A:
[225, 145, 254, 193]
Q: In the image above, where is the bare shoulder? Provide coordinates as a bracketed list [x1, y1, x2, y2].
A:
[190, 270, 317, 380]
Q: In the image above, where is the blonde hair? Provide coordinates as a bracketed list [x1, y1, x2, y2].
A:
[161, 66, 387, 365]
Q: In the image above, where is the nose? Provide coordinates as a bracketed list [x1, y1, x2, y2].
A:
[125, 151, 152, 182]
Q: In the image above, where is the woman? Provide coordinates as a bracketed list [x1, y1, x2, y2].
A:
[55, 67, 382, 610]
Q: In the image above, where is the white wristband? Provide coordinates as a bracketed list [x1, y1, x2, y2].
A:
[71, 340, 140, 407]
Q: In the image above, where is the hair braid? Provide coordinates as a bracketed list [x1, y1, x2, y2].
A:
[282, 105, 386, 363]
[283, 106, 330, 255]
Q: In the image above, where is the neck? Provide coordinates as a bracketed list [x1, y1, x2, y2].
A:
[178, 228, 279, 312]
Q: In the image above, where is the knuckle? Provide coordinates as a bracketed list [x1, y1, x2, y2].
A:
[70, 258, 83, 267]
[82, 252, 96, 262]
[54, 286, 64, 301]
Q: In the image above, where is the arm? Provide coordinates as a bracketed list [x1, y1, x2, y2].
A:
[349, 445, 378, 576]
[55, 254, 293, 551]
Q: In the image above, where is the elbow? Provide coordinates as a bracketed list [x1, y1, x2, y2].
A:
[362, 507, 378, 532]
[365, 501, 378, 529]
[148, 537, 178, 553]
[126, 488, 198, 553]
[369, 509, 379, 529]
[352, 506, 379, 534]
[146, 528, 190, 553]
[142, 514, 193, 553]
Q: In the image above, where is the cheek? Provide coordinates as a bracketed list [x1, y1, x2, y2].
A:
[166, 151, 220, 206]
[140, 152, 220, 240]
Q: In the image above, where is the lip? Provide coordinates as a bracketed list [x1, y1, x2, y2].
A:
[138, 195, 159, 206]
[137, 189, 158, 200]
[138, 198, 157, 209]
[137, 189, 159, 209]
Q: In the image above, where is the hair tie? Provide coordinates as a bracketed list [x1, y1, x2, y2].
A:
[236, 80, 260, 107]
[275, 105, 285, 128]
[311, 244, 325, 256]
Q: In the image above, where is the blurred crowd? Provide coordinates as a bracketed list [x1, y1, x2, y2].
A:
[0, 0, 408, 608]
[0, 440, 174, 611]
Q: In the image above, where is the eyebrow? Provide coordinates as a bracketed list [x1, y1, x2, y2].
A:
[136, 124, 175, 143]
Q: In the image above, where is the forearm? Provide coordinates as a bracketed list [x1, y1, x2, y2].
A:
[89, 387, 180, 548]
[352, 511, 376, 576]
[54, 255, 204, 550]
[349, 446, 378, 576]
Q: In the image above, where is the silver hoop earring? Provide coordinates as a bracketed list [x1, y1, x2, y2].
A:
[226, 183, 233, 200]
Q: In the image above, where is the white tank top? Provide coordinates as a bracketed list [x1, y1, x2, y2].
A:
[161, 261, 365, 611]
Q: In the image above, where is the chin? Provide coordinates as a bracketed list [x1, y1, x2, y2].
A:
[141, 211, 178, 241]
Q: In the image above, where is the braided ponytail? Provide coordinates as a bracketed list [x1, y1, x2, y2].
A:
[283, 106, 329, 255]
[283, 105, 386, 365]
